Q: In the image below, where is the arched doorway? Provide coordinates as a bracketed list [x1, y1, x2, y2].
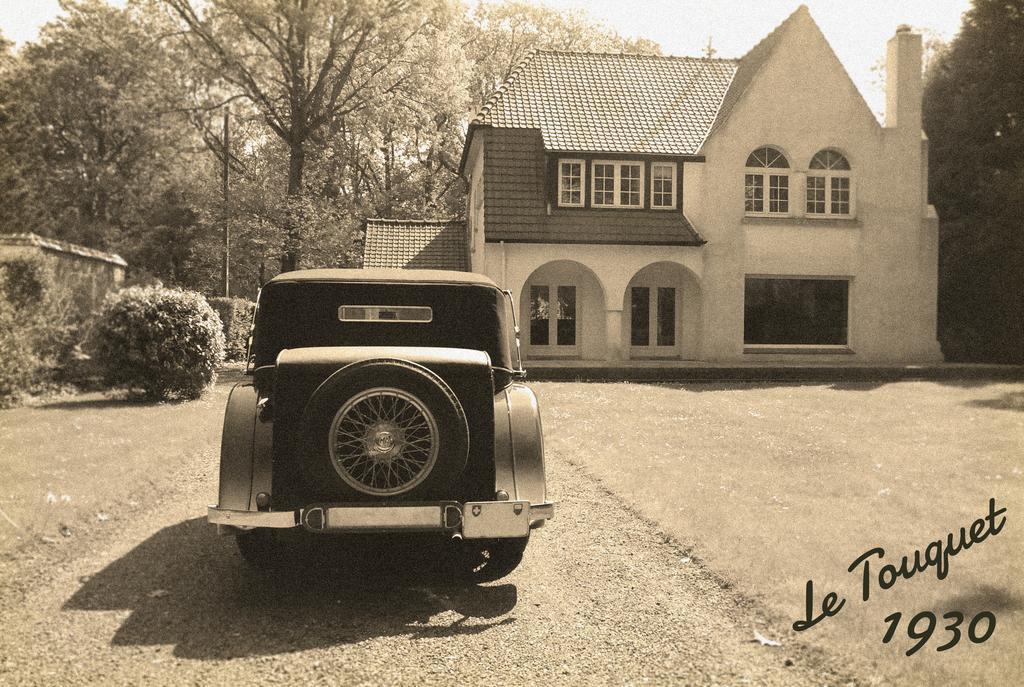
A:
[519, 261, 606, 360]
[621, 262, 701, 360]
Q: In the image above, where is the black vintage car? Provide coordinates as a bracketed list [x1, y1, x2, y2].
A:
[209, 269, 553, 581]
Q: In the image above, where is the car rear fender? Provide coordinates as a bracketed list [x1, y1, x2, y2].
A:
[218, 382, 257, 510]
[493, 382, 546, 503]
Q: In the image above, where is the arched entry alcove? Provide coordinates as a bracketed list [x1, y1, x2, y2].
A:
[620, 262, 702, 360]
[518, 260, 606, 360]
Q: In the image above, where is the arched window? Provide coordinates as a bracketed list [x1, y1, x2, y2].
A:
[745, 146, 790, 215]
[807, 149, 852, 216]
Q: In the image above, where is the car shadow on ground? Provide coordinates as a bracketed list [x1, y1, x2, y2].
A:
[938, 584, 1023, 617]
[964, 391, 1024, 413]
[64, 517, 519, 659]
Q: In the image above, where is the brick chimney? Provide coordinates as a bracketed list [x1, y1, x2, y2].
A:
[885, 24, 923, 131]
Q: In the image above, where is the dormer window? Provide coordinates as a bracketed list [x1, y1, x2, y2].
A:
[651, 162, 677, 209]
[558, 159, 585, 207]
[807, 149, 852, 216]
[745, 146, 790, 215]
[592, 161, 643, 208]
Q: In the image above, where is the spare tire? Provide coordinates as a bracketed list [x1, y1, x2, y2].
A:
[300, 359, 469, 500]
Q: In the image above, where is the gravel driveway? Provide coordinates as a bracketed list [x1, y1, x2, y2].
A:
[0, 427, 858, 686]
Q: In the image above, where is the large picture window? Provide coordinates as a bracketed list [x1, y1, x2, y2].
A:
[744, 278, 849, 346]
[806, 149, 852, 217]
[558, 159, 584, 207]
[592, 161, 643, 208]
[744, 146, 789, 215]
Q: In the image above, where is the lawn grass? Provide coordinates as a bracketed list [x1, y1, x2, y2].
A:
[2, 371, 1019, 683]
[0, 375, 235, 552]
[534, 380, 1024, 686]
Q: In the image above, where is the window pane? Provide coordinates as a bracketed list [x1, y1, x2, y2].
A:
[745, 174, 764, 212]
[620, 164, 641, 206]
[769, 175, 789, 213]
[746, 146, 789, 168]
[806, 176, 826, 214]
[593, 163, 614, 205]
[530, 285, 549, 346]
[744, 278, 849, 345]
[811, 149, 850, 170]
[831, 177, 850, 214]
[556, 286, 576, 346]
[657, 287, 675, 346]
[652, 164, 674, 207]
[631, 287, 650, 346]
[560, 162, 581, 206]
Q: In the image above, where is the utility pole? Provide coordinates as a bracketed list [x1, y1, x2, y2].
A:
[221, 106, 230, 298]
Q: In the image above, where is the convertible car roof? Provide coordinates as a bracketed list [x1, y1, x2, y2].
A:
[268, 268, 499, 288]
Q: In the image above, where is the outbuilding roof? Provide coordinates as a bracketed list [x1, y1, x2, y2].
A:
[0, 232, 127, 267]
[361, 219, 469, 271]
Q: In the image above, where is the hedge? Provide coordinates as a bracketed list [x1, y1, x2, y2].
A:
[92, 286, 225, 400]
[0, 255, 75, 407]
[207, 296, 256, 362]
[0, 295, 38, 407]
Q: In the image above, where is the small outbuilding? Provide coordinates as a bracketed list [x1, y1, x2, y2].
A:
[0, 233, 127, 313]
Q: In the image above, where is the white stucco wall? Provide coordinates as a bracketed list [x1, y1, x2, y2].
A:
[680, 13, 941, 363]
[472, 13, 942, 364]
[482, 242, 703, 360]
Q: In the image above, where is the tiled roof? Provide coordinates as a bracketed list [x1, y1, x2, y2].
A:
[472, 50, 738, 155]
[487, 210, 705, 246]
[0, 232, 127, 267]
[362, 219, 468, 271]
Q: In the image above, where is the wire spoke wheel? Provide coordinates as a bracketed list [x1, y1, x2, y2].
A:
[329, 387, 439, 496]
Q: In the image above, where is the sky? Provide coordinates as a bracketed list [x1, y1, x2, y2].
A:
[1, 0, 971, 114]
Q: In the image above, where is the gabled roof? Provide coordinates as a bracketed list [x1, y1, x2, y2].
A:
[361, 219, 468, 271]
[471, 50, 738, 156]
[0, 232, 127, 267]
[706, 5, 810, 137]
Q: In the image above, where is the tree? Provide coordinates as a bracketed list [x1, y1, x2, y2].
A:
[0, 29, 36, 235]
[923, 0, 1024, 362]
[463, 1, 661, 104]
[162, 0, 444, 271]
[0, 29, 13, 70]
[316, 7, 473, 220]
[0, 0, 199, 250]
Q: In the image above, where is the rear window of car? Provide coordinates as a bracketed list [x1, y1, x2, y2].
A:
[338, 305, 432, 323]
[252, 281, 512, 370]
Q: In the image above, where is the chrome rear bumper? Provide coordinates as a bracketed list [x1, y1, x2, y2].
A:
[209, 500, 555, 539]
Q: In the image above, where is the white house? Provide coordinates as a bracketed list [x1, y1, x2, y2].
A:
[367, 5, 943, 365]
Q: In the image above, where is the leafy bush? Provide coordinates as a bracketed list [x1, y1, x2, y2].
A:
[0, 296, 38, 407]
[92, 286, 225, 400]
[207, 296, 255, 362]
[0, 255, 67, 406]
[0, 255, 48, 309]
[0, 255, 93, 397]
